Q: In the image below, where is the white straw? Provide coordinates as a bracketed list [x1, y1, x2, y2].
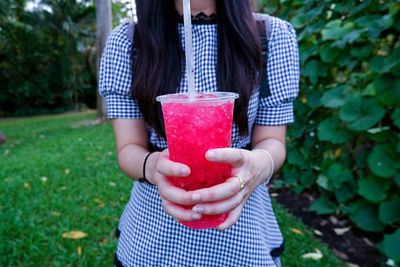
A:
[183, 0, 196, 98]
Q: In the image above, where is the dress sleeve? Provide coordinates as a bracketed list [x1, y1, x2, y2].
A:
[255, 17, 299, 126]
[98, 23, 143, 119]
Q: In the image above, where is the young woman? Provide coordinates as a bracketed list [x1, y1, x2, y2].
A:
[99, 0, 299, 266]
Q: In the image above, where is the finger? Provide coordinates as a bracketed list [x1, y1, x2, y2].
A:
[191, 177, 241, 203]
[192, 191, 243, 215]
[205, 148, 247, 167]
[216, 200, 246, 231]
[156, 154, 191, 178]
[157, 177, 197, 205]
[162, 199, 202, 222]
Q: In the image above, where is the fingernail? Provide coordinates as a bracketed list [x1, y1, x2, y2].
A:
[216, 224, 227, 231]
[192, 213, 202, 220]
[179, 167, 189, 176]
[206, 151, 215, 159]
[192, 193, 201, 202]
[192, 205, 204, 213]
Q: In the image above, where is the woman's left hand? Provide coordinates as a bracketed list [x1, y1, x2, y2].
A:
[191, 148, 271, 231]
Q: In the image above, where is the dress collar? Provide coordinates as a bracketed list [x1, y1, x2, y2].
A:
[176, 11, 217, 24]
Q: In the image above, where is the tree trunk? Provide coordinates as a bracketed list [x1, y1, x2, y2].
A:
[96, 0, 112, 120]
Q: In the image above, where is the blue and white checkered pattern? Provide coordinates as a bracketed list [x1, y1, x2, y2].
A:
[117, 183, 283, 266]
[99, 15, 299, 267]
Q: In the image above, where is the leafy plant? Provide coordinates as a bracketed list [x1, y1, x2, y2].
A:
[256, 0, 400, 263]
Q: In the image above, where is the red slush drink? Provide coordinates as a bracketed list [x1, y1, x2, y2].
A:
[157, 92, 238, 229]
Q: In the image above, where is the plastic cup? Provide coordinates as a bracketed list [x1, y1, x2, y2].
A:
[156, 92, 239, 229]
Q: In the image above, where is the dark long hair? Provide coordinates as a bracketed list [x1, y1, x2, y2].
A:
[132, 0, 262, 138]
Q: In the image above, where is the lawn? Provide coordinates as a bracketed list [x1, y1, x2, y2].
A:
[0, 111, 343, 266]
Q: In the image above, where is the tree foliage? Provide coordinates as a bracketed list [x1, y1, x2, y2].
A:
[256, 0, 400, 262]
[0, 0, 129, 117]
[0, 0, 98, 116]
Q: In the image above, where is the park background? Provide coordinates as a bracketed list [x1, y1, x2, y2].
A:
[1, 0, 399, 266]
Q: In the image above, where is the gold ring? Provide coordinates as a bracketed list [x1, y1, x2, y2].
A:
[236, 176, 245, 191]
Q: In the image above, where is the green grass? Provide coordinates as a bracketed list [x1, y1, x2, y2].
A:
[274, 201, 345, 266]
[0, 111, 343, 266]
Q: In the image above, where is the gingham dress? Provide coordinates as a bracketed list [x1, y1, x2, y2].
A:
[99, 15, 299, 267]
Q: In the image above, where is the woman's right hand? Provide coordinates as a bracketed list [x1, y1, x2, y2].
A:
[151, 149, 202, 222]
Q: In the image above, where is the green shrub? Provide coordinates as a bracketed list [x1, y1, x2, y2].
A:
[0, 0, 97, 116]
[256, 0, 400, 262]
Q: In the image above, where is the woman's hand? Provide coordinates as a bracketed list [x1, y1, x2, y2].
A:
[190, 148, 272, 231]
[152, 149, 203, 222]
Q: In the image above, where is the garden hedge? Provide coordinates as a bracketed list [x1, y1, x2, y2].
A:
[256, 0, 400, 262]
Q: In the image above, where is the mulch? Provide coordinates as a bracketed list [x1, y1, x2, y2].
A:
[269, 185, 382, 267]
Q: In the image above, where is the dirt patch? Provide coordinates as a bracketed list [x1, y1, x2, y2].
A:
[270, 185, 382, 267]
[70, 119, 102, 128]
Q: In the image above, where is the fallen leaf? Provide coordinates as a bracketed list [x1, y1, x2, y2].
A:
[334, 148, 342, 158]
[301, 96, 307, 103]
[86, 157, 92, 161]
[40, 134, 45, 139]
[334, 227, 351, 236]
[4, 177, 11, 182]
[332, 248, 349, 261]
[65, 168, 70, 175]
[346, 263, 359, 267]
[41, 176, 47, 183]
[386, 259, 395, 267]
[363, 237, 374, 247]
[98, 146, 102, 149]
[4, 149, 9, 155]
[314, 229, 323, 236]
[94, 198, 105, 208]
[78, 138, 83, 141]
[112, 203, 118, 207]
[24, 182, 31, 189]
[289, 227, 303, 235]
[329, 215, 339, 225]
[120, 196, 124, 201]
[301, 249, 323, 260]
[95, 162, 99, 166]
[52, 212, 60, 216]
[109, 182, 116, 187]
[320, 219, 328, 226]
[107, 151, 113, 155]
[270, 193, 279, 197]
[59, 186, 67, 191]
[62, 231, 88, 239]
[100, 238, 108, 244]
[77, 246, 82, 255]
